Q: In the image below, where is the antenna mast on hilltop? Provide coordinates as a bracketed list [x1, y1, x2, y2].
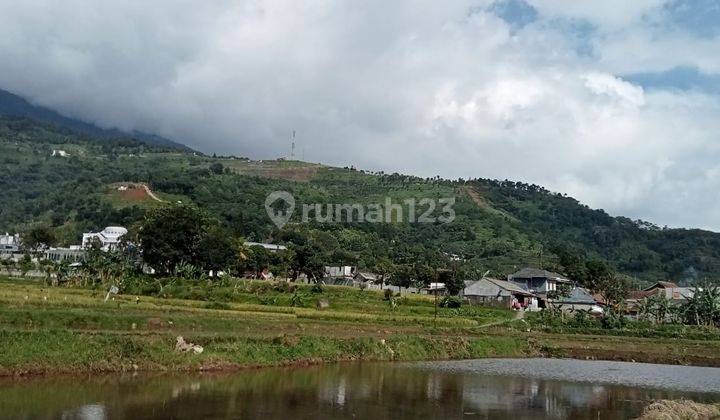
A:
[290, 130, 296, 160]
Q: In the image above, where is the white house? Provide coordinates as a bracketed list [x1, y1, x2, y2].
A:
[51, 149, 70, 157]
[82, 226, 128, 251]
[244, 242, 287, 252]
[0, 233, 21, 253]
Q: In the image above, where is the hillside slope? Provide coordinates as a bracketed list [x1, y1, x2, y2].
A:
[1, 116, 718, 285]
[0, 88, 191, 151]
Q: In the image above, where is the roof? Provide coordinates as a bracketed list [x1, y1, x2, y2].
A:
[630, 287, 696, 301]
[244, 242, 287, 251]
[628, 290, 656, 300]
[643, 281, 679, 291]
[509, 267, 571, 282]
[486, 278, 535, 296]
[464, 277, 535, 297]
[355, 271, 377, 281]
[556, 287, 597, 304]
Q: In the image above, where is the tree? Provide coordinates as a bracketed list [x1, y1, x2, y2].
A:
[245, 245, 270, 278]
[582, 259, 628, 310]
[289, 243, 325, 281]
[389, 264, 414, 289]
[647, 294, 672, 324]
[372, 257, 394, 287]
[22, 225, 56, 254]
[196, 225, 236, 277]
[682, 284, 720, 327]
[209, 162, 224, 175]
[19, 254, 34, 277]
[414, 264, 437, 289]
[0, 258, 15, 274]
[138, 204, 212, 274]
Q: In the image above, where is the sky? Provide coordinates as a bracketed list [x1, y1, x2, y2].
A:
[1, 1, 719, 230]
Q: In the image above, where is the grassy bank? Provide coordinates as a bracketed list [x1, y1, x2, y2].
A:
[0, 330, 528, 376]
[1, 276, 720, 375]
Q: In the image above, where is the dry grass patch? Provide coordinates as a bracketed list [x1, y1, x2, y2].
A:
[635, 400, 720, 420]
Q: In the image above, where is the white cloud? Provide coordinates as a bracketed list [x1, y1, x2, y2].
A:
[0, 0, 719, 230]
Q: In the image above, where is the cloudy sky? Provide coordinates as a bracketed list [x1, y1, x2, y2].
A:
[1, 1, 719, 230]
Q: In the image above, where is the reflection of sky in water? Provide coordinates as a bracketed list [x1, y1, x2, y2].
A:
[411, 358, 720, 393]
[67, 403, 106, 420]
[6, 359, 720, 420]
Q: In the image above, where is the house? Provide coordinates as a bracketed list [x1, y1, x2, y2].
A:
[508, 268, 572, 293]
[626, 281, 695, 315]
[628, 281, 695, 301]
[0, 233, 21, 254]
[323, 265, 356, 286]
[643, 281, 695, 301]
[82, 226, 128, 251]
[244, 242, 287, 253]
[462, 277, 537, 309]
[44, 246, 85, 263]
[354, 271, 378, 286]
[420, 282, 446, 295]
[552, 287, 604, 315]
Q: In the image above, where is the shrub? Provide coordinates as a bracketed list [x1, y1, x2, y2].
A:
[439, 296, 462, 308]
[383, 289, 393, 301]
[600, 313, 627, 329]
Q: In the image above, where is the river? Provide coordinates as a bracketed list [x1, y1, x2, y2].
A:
[2, 358, 719, 419]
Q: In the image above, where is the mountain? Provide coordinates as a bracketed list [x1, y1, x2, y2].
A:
[1, 116, 718, 286]
[0, 88, 192, 151]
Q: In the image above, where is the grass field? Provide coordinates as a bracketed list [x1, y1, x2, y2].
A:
[0, 277, 525, 376]
[2, 276, 720, 376]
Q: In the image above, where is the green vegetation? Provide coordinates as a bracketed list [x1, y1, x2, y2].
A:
[3, 116, 720, 285]
[0, 276, 524, 375]
[2, 275, 720, 375]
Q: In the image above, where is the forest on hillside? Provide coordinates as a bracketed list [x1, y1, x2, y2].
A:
[2, 116, 719, 286]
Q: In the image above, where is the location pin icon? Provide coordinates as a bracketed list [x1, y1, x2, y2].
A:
[265, 191, 296, 229]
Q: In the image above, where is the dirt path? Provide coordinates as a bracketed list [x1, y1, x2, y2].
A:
[141, 183, 166, 202]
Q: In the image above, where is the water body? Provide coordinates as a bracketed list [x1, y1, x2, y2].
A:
[2, 359, 719, 419]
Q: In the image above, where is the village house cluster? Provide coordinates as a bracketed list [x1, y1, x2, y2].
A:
[0, 229, 700, 317]
[320, 265, 699, 317]
[0, 226, 128, 267]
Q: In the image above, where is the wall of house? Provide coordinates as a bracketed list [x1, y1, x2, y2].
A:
[510, 278, 550, 293]
[466, 295, 514, 308]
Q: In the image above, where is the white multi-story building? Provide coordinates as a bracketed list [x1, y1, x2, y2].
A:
[0, 233, 21, 254]
[82, 226, 128, 251]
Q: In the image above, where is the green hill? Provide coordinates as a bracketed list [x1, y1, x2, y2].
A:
[1, 116, 718, 285]
[0, 89, 191, 151]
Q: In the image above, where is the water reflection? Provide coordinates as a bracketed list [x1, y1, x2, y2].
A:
[2, 359, 719, 420]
